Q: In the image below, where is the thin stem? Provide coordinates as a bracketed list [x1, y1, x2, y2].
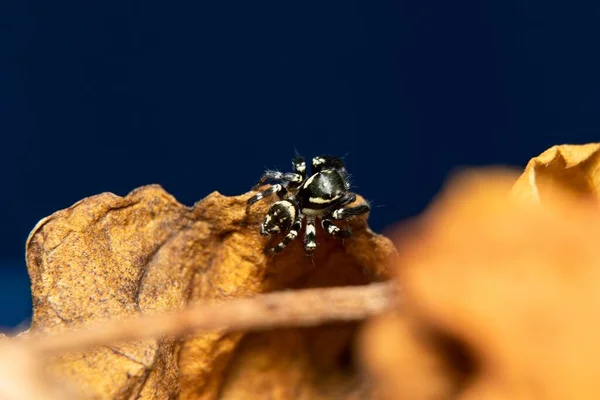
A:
[23, 282, 395, 356]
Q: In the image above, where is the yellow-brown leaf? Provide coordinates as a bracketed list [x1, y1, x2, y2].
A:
[25, 184, 395, 399]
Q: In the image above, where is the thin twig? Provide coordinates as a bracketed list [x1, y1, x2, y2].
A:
[23, 282, 395, 356]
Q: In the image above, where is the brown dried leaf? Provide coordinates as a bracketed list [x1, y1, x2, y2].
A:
[361, 159, 600, 399]
[24, 185, 395, 399]
[511, 142, 600, 202]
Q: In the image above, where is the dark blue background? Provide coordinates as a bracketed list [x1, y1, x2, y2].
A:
[1, 0, 599, 329]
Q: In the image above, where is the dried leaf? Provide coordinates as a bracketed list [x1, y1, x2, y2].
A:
[24, 185, 395, 399]
[511, 142, 600, 202]
[361, 161, 600, 399]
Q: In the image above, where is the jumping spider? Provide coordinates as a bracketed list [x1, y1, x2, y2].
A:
[247, 155, 370, 255]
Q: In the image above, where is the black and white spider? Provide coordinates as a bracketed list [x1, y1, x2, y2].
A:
[246, 155, 370, 255]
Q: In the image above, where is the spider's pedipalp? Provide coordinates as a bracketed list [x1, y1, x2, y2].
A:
[321, 218, 352, 238]
[292, 156, 307, 179]
[303, 217, 317, 254]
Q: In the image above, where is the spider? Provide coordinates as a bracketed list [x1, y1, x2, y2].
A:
[246, 155, 370, 255]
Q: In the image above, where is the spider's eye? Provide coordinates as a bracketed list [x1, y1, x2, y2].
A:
[260, 201, 295, 236]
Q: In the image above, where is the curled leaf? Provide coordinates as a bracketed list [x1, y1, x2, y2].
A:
[511, 142, 600, 202]
[24, 185, 395, 399]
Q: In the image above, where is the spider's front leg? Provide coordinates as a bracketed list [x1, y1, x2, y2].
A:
[267, 214, 304, 255]
[247, 183, 288, 207]
[252, 170, 304, 190]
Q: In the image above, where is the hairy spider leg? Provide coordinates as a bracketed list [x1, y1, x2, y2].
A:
[247, 184, 288, 206]
[337, 192, 357, 207]
[321, 218, 352, 238]
[331, 202, 371, 220]
[304, 216, 317, 254]
[252, 171, 304, 190]
[268, 213, 304, 255]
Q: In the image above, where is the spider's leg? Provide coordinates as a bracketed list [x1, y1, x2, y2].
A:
[292, 156, 307, 180]
[253, 171, 303, 190]
[337, 193, 357, 207]
[303, 216, 317, 254]
[247, 184, 288, 206]
[312, 155, 345, 173]
[331, 201, 371, 220]
[321, 217, 352, 239]
[267, 214, 304, 255]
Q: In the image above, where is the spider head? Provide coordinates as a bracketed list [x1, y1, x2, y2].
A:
[260, 200, 296, 236]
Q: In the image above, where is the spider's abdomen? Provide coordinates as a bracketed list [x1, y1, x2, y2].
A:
[298, 170, 347, 211]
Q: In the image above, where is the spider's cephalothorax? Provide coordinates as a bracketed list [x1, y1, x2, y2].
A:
[247, 155, 370, 255]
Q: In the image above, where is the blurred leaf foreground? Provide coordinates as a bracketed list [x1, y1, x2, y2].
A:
[361, 143, 600, 400]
